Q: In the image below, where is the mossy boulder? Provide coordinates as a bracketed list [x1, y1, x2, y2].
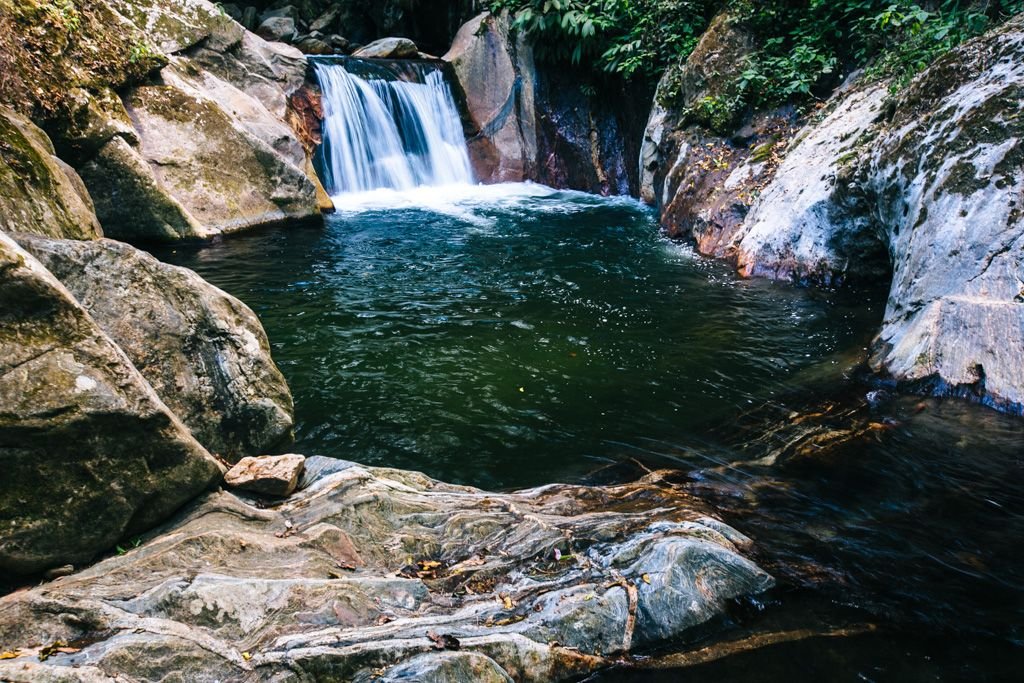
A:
[2, 1, 322, 241]
[733, 82, 892, 285]
[0, 0, 167, 124]
[18, 234, 295, 461]
[0, 230, 224, 577]
[0, 105, 102, 240]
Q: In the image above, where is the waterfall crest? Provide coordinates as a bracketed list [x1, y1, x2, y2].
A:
[313, 59, 474, 196]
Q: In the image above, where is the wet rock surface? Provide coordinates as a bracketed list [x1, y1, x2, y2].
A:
[444, 12, 539, 183]
[15, 235, 294, 461]
[733, 82, 891, 285]
[445, 12, 646, 195]
[0, 232, 223, 577]
[0, 458, 772, 681]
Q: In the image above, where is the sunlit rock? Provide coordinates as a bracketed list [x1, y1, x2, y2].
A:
[16, 235, 295, 460]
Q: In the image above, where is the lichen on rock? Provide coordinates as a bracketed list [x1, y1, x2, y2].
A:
[16, 234, 295, 460]
[0, 106, 102, 240]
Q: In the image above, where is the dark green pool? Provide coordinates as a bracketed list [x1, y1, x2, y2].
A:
[156, 184, 877, 487]
[154, 183, 1024, 680]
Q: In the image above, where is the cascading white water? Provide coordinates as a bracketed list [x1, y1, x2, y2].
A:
[314, 59, 474, 196]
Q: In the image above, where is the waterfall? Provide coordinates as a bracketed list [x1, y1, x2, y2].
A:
[313, 59, 474, 196]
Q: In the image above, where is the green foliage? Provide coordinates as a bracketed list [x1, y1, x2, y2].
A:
[491, 0, 1024, 108]
[488, 0, 717, 80]
[128, 40, 158, 64]
[734, 0, 1019, 109]
[42, 0, 80, 33]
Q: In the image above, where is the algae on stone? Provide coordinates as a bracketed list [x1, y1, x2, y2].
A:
[0, 105, 102, 240]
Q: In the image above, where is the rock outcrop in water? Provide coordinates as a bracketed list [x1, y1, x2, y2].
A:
[17, 235, 295, 460]
[0, 232, 224, 576]
[445, 12, 647, 195]
[645, 13, 1024, 415]
[0, 458, 772, 681]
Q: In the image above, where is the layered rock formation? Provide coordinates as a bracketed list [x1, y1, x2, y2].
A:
[0, 459, 772, 681]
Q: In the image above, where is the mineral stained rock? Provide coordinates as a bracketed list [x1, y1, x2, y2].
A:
[0, 458, 773, 681]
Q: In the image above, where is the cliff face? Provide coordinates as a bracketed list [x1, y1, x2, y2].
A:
[444, 11, 648, 196]
[644, 13, 1024, 415]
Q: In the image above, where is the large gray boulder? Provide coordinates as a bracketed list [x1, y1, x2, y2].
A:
[444, 13, 539, 183]
[0, 106, 102, 241]
[0, 232, 224, 577]
[0, 460, 772, 681]
[865, 16, 1024, 413]
[85, 53, 319, 242]
[17, 235, 294, 460]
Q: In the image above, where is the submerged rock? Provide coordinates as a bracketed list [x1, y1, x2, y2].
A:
[0, 106, 102, 241]
[0, 232, 223, 577]
[225, 454, 306, 495]
[0, 459, 772, 680]
[16, 235, 294, 461]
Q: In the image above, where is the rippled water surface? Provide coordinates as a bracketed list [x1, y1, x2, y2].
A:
[155, 183, 1024, 680]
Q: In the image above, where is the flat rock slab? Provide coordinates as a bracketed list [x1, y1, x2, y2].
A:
[225, 454, 306, 496]
[0, 458, 772, 682]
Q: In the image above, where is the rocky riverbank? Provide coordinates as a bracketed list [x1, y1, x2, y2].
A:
[1, 1, 1023, 680]
[0, 458, 772, 682]
[640, 12, 1024, 415]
